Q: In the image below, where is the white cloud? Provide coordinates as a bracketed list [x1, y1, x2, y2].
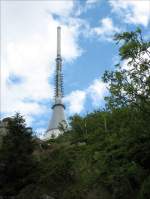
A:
[64, 79, 107, 114]
[92, 17, 120, 41]
[64, 90, 87, 114]
[86, 0, 99, 4]
[87, 79, 107, 107]
[0, 1, 84, 123]
[35, 127, 46, 139]
[44, 1, 74, 17]
[0, 0, 115, 128]
[74, 0, 100, 16]
[86, 0, 100, 8]
[109, 0, 150, 26]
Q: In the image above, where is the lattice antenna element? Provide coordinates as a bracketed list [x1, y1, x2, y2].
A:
[55, 26, 64, 104]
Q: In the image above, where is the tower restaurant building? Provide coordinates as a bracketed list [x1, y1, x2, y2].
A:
[44, 27, 67, 140]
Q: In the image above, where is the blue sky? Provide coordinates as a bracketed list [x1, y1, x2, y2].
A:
[1, 0, 150, 137]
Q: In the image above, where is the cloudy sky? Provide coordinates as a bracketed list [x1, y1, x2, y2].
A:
[1, 0, 150, 136]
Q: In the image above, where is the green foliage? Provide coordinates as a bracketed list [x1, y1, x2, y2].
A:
[0, 113, 37, 197]
[103, 28, 150, 111]
[33, 106, 149, 199]
[139, 176, 150, 199]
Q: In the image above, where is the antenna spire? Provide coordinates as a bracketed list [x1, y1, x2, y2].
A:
[57, 26, 61, 57]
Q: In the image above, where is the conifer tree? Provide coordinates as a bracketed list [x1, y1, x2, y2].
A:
[0, 113, 36, 197]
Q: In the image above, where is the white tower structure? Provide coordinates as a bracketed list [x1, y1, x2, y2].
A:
[45, 27, 67, 140]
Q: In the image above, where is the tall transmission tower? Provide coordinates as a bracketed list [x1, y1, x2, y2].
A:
[45, 27, 67, 139]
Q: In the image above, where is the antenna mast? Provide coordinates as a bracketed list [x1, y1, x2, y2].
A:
[55, 26, 63, 104]
[45, 26, 67, 140]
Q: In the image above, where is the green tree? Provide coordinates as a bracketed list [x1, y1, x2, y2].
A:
[0, 113, 36, 197]
[101, 28, 150, 199]
[103, 28, 150, 112]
